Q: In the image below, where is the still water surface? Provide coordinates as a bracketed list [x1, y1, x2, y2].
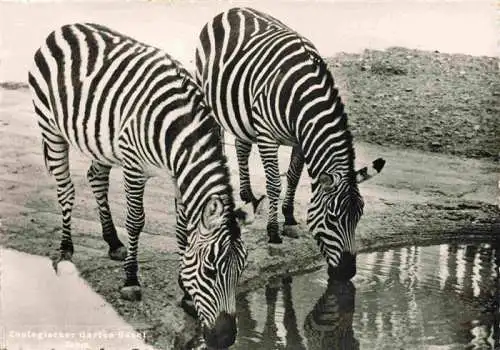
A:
[232, 243, 499, 350]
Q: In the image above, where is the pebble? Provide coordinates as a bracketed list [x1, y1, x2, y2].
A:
[405, 87, 413, 92]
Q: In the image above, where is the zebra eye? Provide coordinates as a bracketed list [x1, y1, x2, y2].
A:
[328, 184, 338, 192]
[329, 211, 339, 221]
[207, 247, 215, 262]
[203, 264, 217, 280]
[328, 200, 339, 219]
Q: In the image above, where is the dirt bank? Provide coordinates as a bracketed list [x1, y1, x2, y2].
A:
[0, 48, 499, 349]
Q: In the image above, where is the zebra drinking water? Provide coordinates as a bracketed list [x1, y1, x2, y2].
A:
[195, 7, 385, 279]
[28, 23, 249, 348]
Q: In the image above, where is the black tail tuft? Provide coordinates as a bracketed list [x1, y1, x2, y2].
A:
[372, 158, 386, 173]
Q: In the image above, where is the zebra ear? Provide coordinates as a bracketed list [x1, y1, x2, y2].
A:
[356, 158, 386, 184]
[319, 173, 334, 187]
[201, 195, 225, 230]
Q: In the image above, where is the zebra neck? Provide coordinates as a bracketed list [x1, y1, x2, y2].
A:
[297, 114, 356, 179]
[174, 153, 236, 233]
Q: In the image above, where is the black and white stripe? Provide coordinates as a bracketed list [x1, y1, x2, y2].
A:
[195, 8, 385, 269]
[28, 23, 247, 348]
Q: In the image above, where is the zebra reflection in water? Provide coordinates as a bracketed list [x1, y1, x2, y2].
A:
[303, 280, 358, 350]
[232, 243, 498, 349]
[235, 276, 357, 349]
[354, 244, 498, 349]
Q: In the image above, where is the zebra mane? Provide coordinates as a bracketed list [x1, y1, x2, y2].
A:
[301, 43, 357, 177]
[209, 128, 243, 242]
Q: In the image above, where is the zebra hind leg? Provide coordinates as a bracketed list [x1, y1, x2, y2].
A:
[282, 145, 304, 239]
[43, 135, 76, 271]
[236, 139, 265, 214]
[87, 161, 127, 261]
[119, 165, 147, 301]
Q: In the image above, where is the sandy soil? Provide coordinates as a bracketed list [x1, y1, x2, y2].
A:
[0, 82, 498, 348]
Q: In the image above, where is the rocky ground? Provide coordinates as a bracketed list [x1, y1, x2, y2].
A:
[0, 48, 498, 349]
[327, 47, 500, 160]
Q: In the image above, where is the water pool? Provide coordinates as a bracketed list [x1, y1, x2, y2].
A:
[232, 242, 499, 350]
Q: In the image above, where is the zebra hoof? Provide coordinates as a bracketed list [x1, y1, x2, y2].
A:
[282, 275, 293, 284]
[283, 216, 299, 226]
[282, 225, 300, 239]
[180, 296, 197, 318]
[108, 246, 127, 261]
[120, 286, 142, 301]
[52, 250, 73, 273]
[268, 235, 283, 244]
[252, 195, 266, 214]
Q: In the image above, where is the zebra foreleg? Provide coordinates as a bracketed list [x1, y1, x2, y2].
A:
[257, 141, 282, 244]
[282, 276, 306, 349]
[236, 139, 265, 214]
[119, 167, 147, 301]
[262, 283, 280, 344]
[87, 161, 126, 261]
[174, 196, 197, 318]
[282, 145, 304, 239]
[44, 136, 76, 271]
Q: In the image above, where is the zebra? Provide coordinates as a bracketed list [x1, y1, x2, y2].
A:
[233, 276, 356, 349]
[28, 23, 249, 348]
[195, 7, 385, 279]
[303, 279, 358, 350]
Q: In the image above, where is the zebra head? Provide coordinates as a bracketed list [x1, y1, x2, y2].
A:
[180, 194, 248, 348]
[307, 158, 385, 280]
[304, 279, 357, 350]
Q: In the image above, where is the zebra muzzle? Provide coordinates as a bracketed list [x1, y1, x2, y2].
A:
[327, 252, 357, 281]
[203, 312, 237, 349]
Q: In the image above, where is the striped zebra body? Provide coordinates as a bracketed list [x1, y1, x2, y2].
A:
[196, 8, 385, 276]
[29, 23, 247, 348]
